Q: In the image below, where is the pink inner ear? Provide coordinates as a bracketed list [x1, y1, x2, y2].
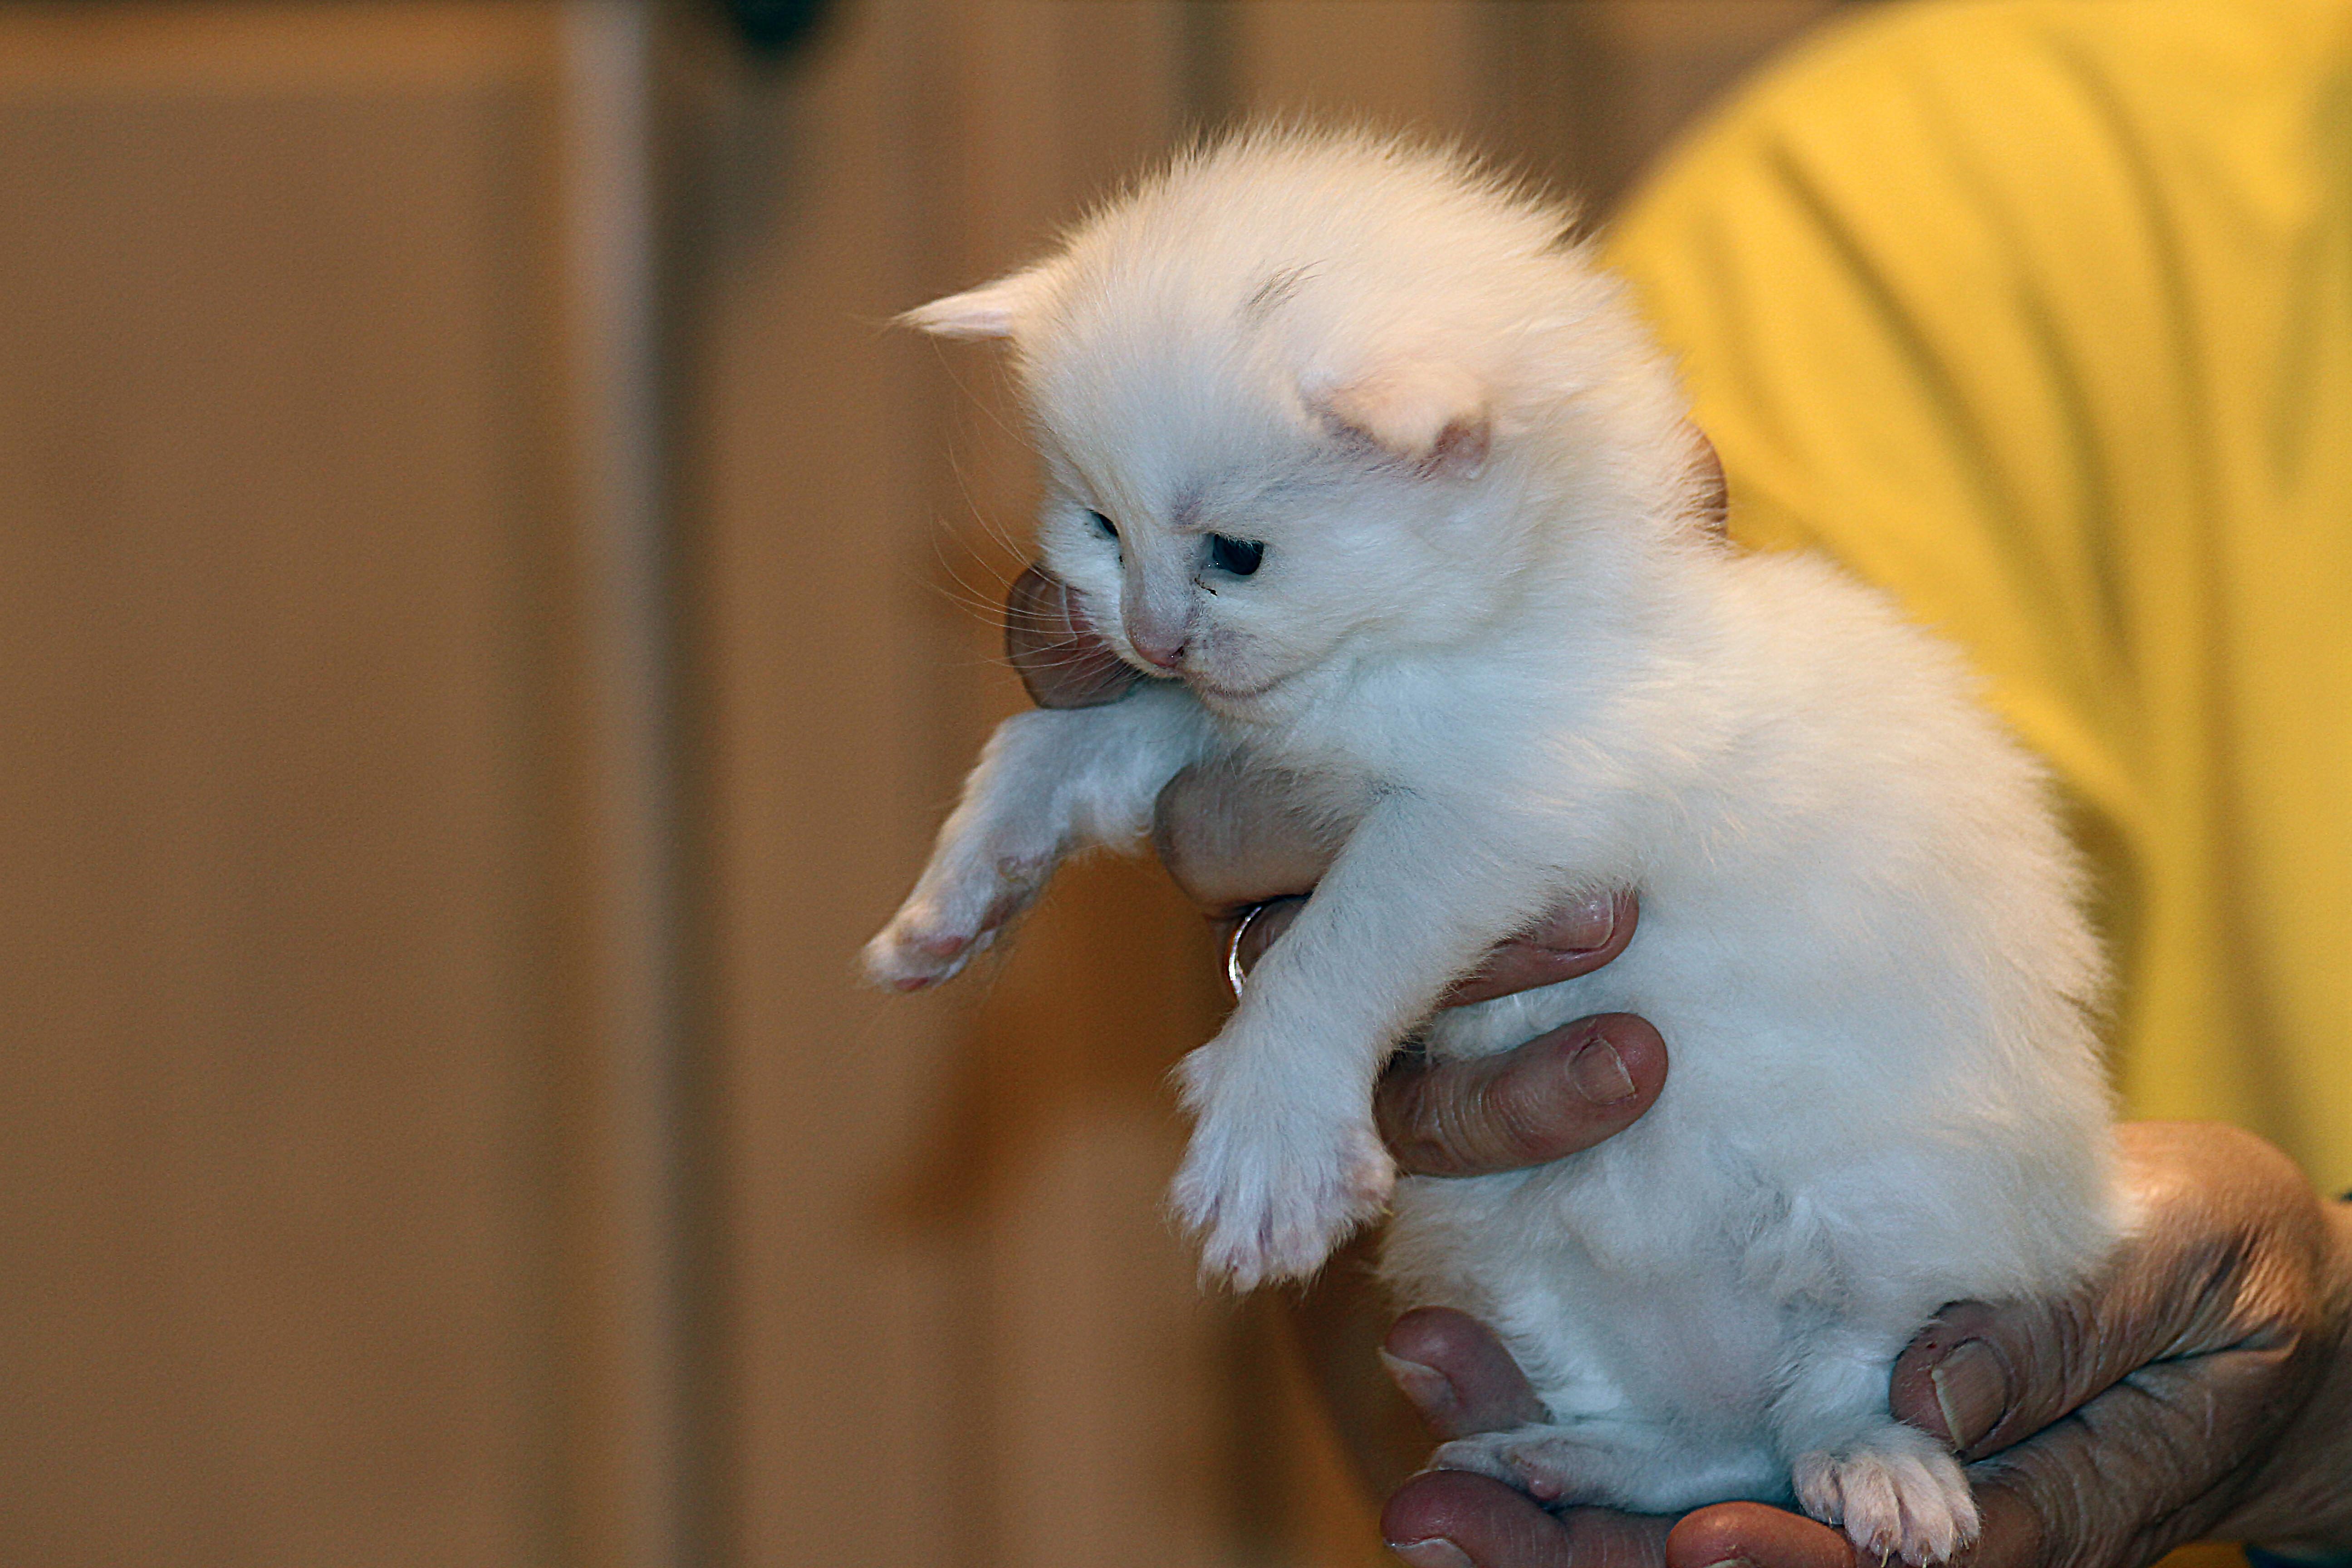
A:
[900, 269, 1043, 340]
[1426, 415, 1491, 477]
[902, 291, 1018, 339]
[1316, 361, 1491, 477]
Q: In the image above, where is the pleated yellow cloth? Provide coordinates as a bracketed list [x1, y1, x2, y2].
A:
[1608, 0, 2352, 1193]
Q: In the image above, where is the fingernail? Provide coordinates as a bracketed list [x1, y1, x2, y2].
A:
[1536, 891, 1618, 952]
[1930, 1339, 2009, 1450]
[1388, 1540, 1475, 1568]
[1699, 1559, 1756, 1568]
[1378, 1350, 1461, 1422]
[1567, 1036, 1636, 1104]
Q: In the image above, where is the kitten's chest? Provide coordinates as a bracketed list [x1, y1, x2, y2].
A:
[1215, 717, 1387, 815]
[1214, 679, 1517, 807]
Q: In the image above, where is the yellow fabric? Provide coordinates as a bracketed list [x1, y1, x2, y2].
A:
[1605, 0, 2352, 1194]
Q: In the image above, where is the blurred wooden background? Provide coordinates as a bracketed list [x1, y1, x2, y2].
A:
[0, 3, 1847, 1564]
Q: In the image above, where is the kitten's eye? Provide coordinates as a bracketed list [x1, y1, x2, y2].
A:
[1208, 534, 1264, 577]
[1087, 510, 1119, 541]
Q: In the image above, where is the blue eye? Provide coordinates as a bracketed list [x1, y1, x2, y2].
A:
[1209, 534, 1264, 577]
[1087, 510, 1118, 540]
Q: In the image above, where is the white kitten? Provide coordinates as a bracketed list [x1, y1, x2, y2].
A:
[866, 128, 2119, 1563]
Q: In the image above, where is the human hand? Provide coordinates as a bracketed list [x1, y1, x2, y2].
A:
[1004, 563, 1142, 708]
[1137, 725, 2352, 1566]
[1008, 569, 2352, 1566]
[1376, 1122, 2352, 1568]
[1148, 755, 1663, 1174]
[1009, 564, 1667, 1161]
[1140, 741, 1680, 1510]
[1005, 562, 1675, 1240]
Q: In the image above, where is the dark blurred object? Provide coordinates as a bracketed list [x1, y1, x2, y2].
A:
[1005, 565, 1144, 710]
[724, 0, 829, 54]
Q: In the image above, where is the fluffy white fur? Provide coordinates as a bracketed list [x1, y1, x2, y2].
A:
[867, 129, 2120, 1563]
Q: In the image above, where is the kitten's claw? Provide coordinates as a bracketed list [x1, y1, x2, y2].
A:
[1792, 1426, 1978, 1566]
[1170, 1041, 1394, 1289]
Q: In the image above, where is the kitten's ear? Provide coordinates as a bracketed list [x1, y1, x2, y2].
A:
[900, 267, 1049, 341]
[1313, 361, 1491, 477]
[1689, 422, 1729, 535]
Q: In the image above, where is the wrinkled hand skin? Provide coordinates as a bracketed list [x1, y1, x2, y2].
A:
[1004, 564, 1141, 709]
[1009, 567, 2352, 1568]
[1365, 1125, 2352, 1568]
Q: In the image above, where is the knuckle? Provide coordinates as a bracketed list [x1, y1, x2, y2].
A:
[1377, 1058, 1475, 1176]
[1480, 1057, 1578, 1163]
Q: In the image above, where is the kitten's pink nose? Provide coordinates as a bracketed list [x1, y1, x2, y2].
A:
[1128, 627, 1187, 671]
[1124, 585, 1191, 670]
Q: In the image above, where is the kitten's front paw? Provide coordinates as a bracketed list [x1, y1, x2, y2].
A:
[861, 909, 987, 991]
[861, 854, 1050, 992]
[1169, 1044, 1393, 1289]
[1792, 1424, 1977, 1566]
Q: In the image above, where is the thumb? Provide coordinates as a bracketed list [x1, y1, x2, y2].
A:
[1381, 1308, 1547, 1439]
[1960, 1342, 2302, 1567]
[1890, 1127, 2323, 1465]
[1004, 564, 1138, 708]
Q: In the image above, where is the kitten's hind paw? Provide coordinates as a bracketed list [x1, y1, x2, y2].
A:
[1792, 1425, 1977, 1566]
[1431, 1426, 1603, 1507]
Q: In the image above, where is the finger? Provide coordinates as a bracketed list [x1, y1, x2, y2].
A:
[1888, 1122, 2325, 1460]
[1665, 1504, 1855, 1568]
[1953, 1339, 2303, 1568]
[1445, 892, 1638, 1007]
[1382, 1471, 1671, 1568]
[1234, 892, 1635, 1001]
[1153, 759, 1348, 915]
[1004, 564, 1140, 709]
[1377, 1015, 1666, 1177]
[1381, 1308, 1547, 1438]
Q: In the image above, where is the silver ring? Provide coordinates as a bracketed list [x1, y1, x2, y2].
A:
[1226, 903, 1272, 998]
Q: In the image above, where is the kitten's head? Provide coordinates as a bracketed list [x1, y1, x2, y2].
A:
[908, 129, 1704, 716]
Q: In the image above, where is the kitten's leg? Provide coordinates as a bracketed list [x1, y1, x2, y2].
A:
[1433, 1423, 1785, 1514]
[1771, 1324, 1978, 1565]
[864, 682, 1211, 990]
[1172, 794, 1575, 1285]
